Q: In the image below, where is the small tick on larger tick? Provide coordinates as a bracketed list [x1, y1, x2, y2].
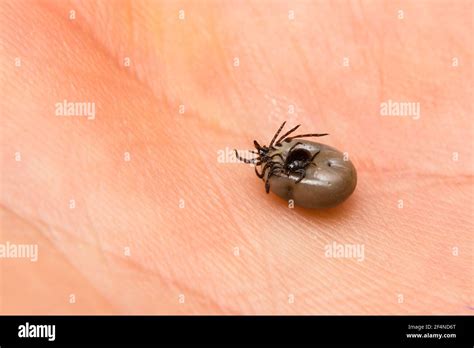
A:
[235, 122, 357, 209]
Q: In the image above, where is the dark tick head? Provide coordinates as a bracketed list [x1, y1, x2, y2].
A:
[285, 148, 312, 168]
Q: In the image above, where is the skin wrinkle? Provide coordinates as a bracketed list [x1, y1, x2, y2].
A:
[3, 204, 237, 314]
[1, 0, 206, 308]
[219, 164, 301, 313]
[39, 1, 168, 110]
[0, 205, 119, 314]
[57, 2, 286, 132]
[159, 140, 281, 311]
[193, 150, 255, 249]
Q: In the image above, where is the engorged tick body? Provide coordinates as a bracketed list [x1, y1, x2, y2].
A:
[235, 122, 357, 209]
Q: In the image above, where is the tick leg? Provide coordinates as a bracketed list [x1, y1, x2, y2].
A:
[264, 166, 283, 193]
[258, 160, 281, 179]
[287, 141, 304, 153]
[309, 149, 321, 162]
[256, 161, 273, 178]
[255, 165, 264, 178]
[293, 169, 306, 184]
[269, 121, 287, 148]
[304, 150, 322, 168]
[269, 153, 284, 162]
[265, 179, 271, 193]
[234, 149, 258, 164]
[264, 162, 276, 177]
[260, 153, 284, 165]
[286, 133, 329, 141]
[275, 124, 301, 146]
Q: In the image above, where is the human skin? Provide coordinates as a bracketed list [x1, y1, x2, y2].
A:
[0, 0, 472, 314]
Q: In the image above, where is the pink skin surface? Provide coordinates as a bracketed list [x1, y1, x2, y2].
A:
[1, 0, 472, 314]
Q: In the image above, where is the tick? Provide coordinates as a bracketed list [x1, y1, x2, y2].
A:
[235, 121, 357, 209]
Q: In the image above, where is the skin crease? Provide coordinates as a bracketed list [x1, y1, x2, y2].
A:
[0, 0, 472, 314]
